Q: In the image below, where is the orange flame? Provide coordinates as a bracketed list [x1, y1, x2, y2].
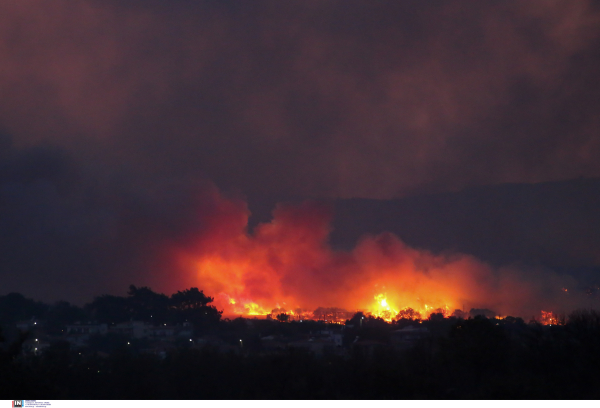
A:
[540, 310, 564, 325]
[170, 197, 584, 320]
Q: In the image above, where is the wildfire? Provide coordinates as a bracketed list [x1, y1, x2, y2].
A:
[216, 286, 457, 322]
[219, 293, 272, 316]
[371, 294, 398, 321]
[540, 310, 564, 325]
[171, 197, 582, 322]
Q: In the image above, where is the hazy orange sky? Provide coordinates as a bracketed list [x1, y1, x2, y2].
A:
[1, 1, 599, 311]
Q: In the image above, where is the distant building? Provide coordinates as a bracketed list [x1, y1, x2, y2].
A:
[146, 325, 175, 339]
[22, 338, 50, 356]
[16, 319, 42, 332]
[110, 321, 154, 338]
[65, 323, 108, 346]
[66, 323, 108, 335]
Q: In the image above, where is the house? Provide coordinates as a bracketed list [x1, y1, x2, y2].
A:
[110, 321, 150, 338]
[65, 322, 109, 346]
[22, 338, 50, 355]
[16, 319, 43, 332]
[146, 324, 176, 339]
[66, 323, 108, 335]
[176, 322, 194, 338]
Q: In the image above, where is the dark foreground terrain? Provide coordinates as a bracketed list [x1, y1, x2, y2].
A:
[1, 288, 599, 399]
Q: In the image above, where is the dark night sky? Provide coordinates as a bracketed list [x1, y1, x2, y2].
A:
[1, 0, 600, 304]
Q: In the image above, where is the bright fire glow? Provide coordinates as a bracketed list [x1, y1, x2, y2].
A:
[172, 195, 583, 321]
[540, 310, 563, 325]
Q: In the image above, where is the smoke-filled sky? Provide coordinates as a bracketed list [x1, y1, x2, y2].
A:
[1, 1, 600, 312]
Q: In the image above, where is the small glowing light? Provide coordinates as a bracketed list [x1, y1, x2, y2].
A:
[127, 342, 130, 345]
[34, 322, 37, 325]
[189, 339, 192, 342]
[34, 348, 37, 351]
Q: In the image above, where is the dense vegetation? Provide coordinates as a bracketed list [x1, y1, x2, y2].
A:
[1, 288, 600, 399]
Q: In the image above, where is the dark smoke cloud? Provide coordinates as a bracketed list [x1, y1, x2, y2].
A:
[0, 134, 247, 303]
[1, 1, 600, 303]
[1, 0, 600, 199]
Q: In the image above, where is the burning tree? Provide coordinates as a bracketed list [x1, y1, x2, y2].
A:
[312, 307, 353, 323]
[540, 310, 565, 325]
[395, 308, 422, 321]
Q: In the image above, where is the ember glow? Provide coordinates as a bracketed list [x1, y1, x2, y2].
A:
[175, 196, 583, 321]
[540, 310, 564, 326]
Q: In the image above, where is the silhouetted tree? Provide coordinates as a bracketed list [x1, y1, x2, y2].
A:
[271, 307, 287, 316]
[170, 287, 221, 328]
[170, 288, 213, 310]
[0, 293, 48, 324]
[127, 285, 169, 321]
[85, 294, 130, 324]
[395, 307, 421, 321]
[45, 301, 88, 334]
[451, 309, 468, 319]
[567, 309, 600, 331]
[347, 311, 367, 326]
[428, 312, 445, 322]
[469, 308, 496, 319]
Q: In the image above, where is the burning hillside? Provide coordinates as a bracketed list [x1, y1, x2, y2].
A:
[172, 192, 584, 321]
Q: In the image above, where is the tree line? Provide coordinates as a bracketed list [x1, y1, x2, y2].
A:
[1, 287, 600, 398]
[0, 285, 221, 333]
